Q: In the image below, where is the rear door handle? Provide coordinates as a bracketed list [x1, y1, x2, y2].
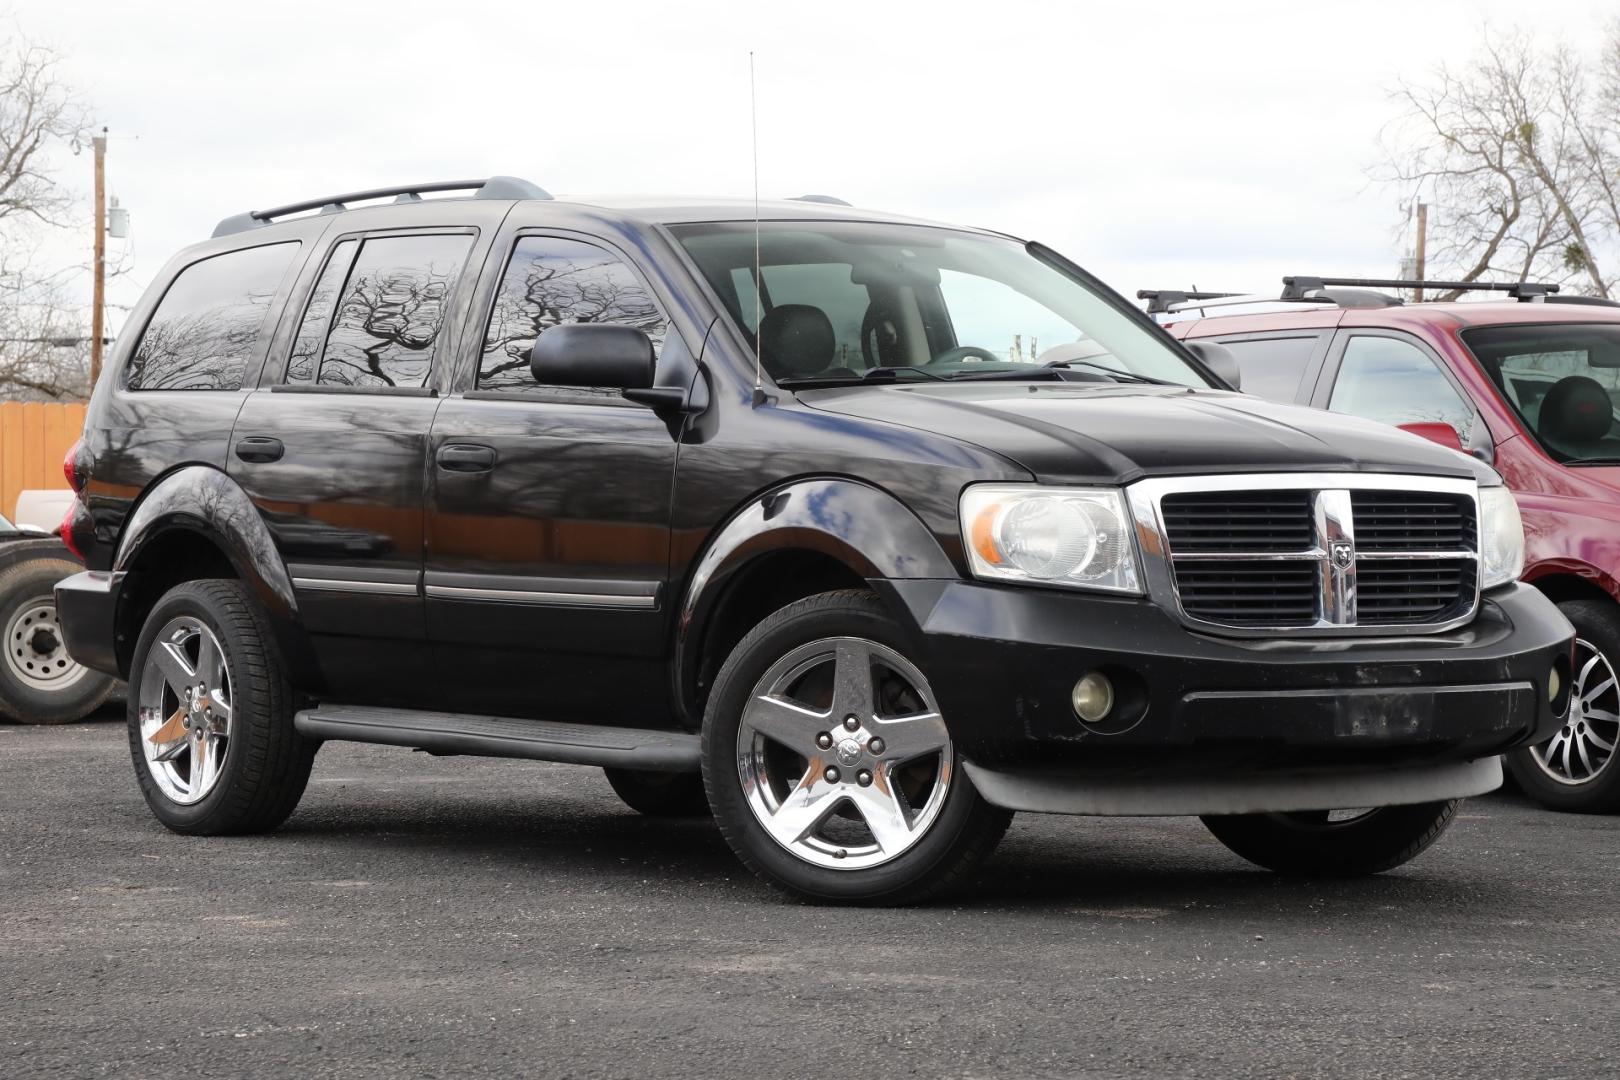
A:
[436, 444, 496, 472]
[234, 436, 284, 463]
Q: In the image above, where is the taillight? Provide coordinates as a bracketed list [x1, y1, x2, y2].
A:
[63, 438, 86, 494]
[58, 503, 83, 559]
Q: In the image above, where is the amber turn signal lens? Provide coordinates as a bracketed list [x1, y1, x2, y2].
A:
[970, 502, 1003, 565]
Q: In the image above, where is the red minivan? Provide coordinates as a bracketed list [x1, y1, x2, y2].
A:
[1157, 281, 1620, 811]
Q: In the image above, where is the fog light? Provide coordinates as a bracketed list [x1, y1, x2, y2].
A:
[1072, 671, 1115, 723]
[1549, 665, 1562, 705]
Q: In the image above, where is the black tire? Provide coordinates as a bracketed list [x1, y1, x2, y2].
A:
[126, 578, 317, 835]
[0, 557, 115, 725]
[702, 589, 1011, 905]
[1200, 800, 1458, 876]
[603, 767, 710, 817]
[1505, 598, 1620, 813]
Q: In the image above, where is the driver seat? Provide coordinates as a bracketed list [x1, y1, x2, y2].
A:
[760, 304, 836, 379]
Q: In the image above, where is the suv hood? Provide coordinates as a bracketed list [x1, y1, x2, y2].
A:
[796, 382, 1495, 485]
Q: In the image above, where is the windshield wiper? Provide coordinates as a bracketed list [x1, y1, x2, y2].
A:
[1041, 358, 1178, 386]
[860, 365, 948, 382]
[776, 366, 948, 389]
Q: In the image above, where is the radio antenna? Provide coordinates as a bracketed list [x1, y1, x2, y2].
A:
[750, 51, 766, 406]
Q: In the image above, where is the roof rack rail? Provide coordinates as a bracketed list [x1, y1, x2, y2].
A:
[1281, 276, 1559, 302]
[211, 176, 553, 238]
[1136, 289, 1243, 315]
[1543, 295, 1620, 309]
[788, 194, 852, 206]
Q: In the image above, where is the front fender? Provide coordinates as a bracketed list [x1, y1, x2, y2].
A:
[115, 465, 299, 621]
[674, 477, 957, 709]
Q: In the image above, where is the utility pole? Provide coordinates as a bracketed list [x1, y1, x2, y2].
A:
[1413, 202, 1428, 303]
[89, 127, 107, 390]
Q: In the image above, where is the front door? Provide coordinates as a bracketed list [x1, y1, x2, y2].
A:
[424, 231, 681, 723]
[229, 227, 481, 702]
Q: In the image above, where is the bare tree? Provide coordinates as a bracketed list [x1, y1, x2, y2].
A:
[0, 248, 88, 397]
[0, 29, 87, 227]
[1583, 20, 1620, 265]
[1376, 31, 1615, 299]
[0, 24, 93, 399]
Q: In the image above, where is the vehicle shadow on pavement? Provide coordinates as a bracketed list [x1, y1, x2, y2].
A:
[272, 787, 1538, 913]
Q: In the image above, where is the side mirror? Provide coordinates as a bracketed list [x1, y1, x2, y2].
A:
[1397, 421, 1466, 454]
[531, 323, 655, 390]
[1184, 340, 1242, 391]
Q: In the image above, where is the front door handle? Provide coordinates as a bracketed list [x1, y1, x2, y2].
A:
[436, 444, 496, 473]
[234, 436, 284, 463]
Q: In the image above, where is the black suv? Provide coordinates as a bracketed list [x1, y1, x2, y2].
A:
[56, 177, 1573, 903]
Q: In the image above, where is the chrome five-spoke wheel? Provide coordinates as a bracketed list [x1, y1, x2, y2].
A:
[138, 615, 233, 805]
[1533, 637, 1619, 786]
[737, 636, 952, 869]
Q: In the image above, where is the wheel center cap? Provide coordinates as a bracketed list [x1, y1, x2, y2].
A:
[835, 738, 862, 768]
[28, 628, 58, 656]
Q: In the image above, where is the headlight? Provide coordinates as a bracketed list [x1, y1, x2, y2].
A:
[960, 485, 1141, 593]
[1479, 485, 1524, 589]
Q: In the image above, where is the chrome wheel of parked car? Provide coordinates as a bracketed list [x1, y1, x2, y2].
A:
[1532, 637, 1618, 786]
[736, 636, 953, 870]
[4, 594, 88, 693]
[137, 615, 233, 806]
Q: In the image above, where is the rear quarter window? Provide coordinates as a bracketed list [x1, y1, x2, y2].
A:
[1210, 335, 1319, 402]
[125, 242, 300, 391]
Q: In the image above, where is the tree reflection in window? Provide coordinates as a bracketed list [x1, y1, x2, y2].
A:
[127, 242, 299, 391]
[480, 237, 665, 392]
[317, 233, 473, 389]
[287, 239, 357, 383]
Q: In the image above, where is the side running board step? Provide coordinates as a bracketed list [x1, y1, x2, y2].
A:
[293, 705, 701, 773]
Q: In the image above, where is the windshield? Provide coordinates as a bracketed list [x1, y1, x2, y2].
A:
[1463, 324, 1620, 465]
[670, 221, 1211, 388]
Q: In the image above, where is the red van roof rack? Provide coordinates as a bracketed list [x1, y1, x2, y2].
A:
[1280, 276, 1558, 301]
[1140, 276, 1615, 317]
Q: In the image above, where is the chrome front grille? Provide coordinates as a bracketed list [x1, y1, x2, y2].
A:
[1350, 490, 1477, 552]
[1130, 474, 1481, 636]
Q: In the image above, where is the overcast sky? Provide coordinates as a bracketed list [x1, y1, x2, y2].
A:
[14, 0, 1620, 336]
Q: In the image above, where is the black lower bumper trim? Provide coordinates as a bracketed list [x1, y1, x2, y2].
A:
[54, 570, 123, 677]
[964, 756, 1502, 816]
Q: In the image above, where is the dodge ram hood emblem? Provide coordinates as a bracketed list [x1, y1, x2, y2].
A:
[1330, 540, 1355, 571]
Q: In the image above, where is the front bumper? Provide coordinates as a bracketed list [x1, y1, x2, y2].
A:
[54, 570, 124, 677]
[883, 580, 1574, 778]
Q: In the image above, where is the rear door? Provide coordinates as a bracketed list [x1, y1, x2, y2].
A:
[229, 216, 494, 703]
[423, 225, 682, 723]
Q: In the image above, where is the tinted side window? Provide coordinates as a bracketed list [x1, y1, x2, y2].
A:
[1328, 335, 1474, 439]
[127, 242, 299, 391]
[317, 233, 473, 389]
[1215, 335, 1318, 402]
[480, 237, 665, 393]
[286, 239, 358, 383]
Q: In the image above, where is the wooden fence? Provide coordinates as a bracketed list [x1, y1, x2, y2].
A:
[0, 401, 87, 519]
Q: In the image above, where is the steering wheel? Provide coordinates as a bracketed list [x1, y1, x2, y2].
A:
[931, 345, 1001, 365]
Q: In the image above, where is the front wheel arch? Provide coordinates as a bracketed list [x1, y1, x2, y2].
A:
[673, 478, 959, 723]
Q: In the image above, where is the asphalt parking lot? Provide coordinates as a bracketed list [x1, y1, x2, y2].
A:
[4, 713, 1618, 1080]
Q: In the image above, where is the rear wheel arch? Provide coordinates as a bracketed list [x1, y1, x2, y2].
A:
[673, 479, 958, 724]
[111, 467, 311, 684]
[113, 526, 237, 677]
